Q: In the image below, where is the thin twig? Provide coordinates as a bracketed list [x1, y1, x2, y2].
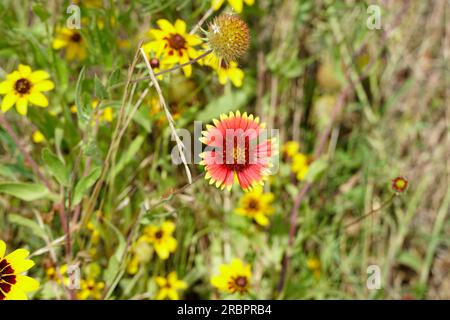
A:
[140, 47, 193, 183]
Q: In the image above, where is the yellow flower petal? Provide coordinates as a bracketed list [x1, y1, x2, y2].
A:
[52, 38, 68, 49]
[1, 93, 18, 113]
[30, 71, 50, 83]
[156, 19, 175, 33]
[161, 221, 175, 234]
[0, 80, 13, 94]
[0, 240, 6, 258]
[155, 276, 167, 287]
[14, 275, 40, 292]
[29, 91, 49, 107]
[15, 97, 28, 115]
[212, 0, 225, 10]
[174, 19, 186, 35]
[228, 0, 243, 13]
[4, 286, 28, 300]
[32, 80, 55, 92]
[18, 64, 32, 78]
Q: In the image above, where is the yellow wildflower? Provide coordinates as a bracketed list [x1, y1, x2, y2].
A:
[71, 99, 114, 124]
[306, 258, 321, 279]
[32, 130, 45, 144]
[52, 27, 87, 61]
[211, 259, 251, 295]
[235, 186, 274, 226]
[155, 272, 187, 300]
[205, 53, 244, 87]
[212, 0, 255, 13]
[140, 221, 177, 260]
[282, 141, 300, 158]
[77, 278, 105, 300]
[126, 240, 152, 275]
[0, 64, 54, 115]
[143, 19, 202, 77]
[291, 153, 310, 181]
[0, 240, 40, 300]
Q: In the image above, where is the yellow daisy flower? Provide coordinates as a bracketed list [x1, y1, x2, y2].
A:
[306, 258, 321, 279]
[212, 0, 255, 13]
[32, 130, 45, 144]
[282, 141, 300, 158]
[52, 27, 87, 61]
[211, 259, 251, 295]
[155, 272, 187, 300]
[45, 264, 70, 286]
[140, 221, 177, 260]
[291, 153, 310, 181]
[205, 53, 244, 87]
[0, 64, 54, 115]
[77, 278, 105, 300]
[0, 240, 40, 300]
[126, 240, 152, 275]
[235, 186, 274, 226]
[142, 19, 202, 77]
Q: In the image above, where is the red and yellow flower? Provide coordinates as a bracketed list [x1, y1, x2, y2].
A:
[199, 111, 273, 191]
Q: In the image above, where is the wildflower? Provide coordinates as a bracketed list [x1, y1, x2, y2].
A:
[155, 272, 187, 300]
[392, 176, 408, 193]
[211, 259, 251, 295]
[52, 27, 87, 61]
[45, 264, 69, 286]
[282, 141, 300, 158]
[306, 258, 321, 279]
[143, 19, 202, 77]
[32, 130, 45, 144]
[87, 222, 101, 245]
[291, 153, 309, 181]
[235, 186, 274, 226]
[205, 53, 244, 87]
[207, 14, 250, 64]
[212, 0, 255, 14]
[140, 221, 177, 260]
[77, 278, 105, 300]
[199, 111, 274, 191]
[0, 240, 40, 300]
[0, 64, 54, 115]
[126, 240, 152, 275]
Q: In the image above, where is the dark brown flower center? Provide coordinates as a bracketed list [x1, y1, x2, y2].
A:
[235, 276, 247, 288]
[168, 34, 186, 50]
[247, 199, 259, 211]
[71, 32, 82, 43]
[14, 78, 32, 95]
[220, 60, 229, 69]
[0, 259, 16, 300]
[155, 230, 164, 239]
[150, 57, 160, 69]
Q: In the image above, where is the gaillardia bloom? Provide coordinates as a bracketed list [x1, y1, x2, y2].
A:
[143, 19, 202, 77]
[139, 221, 177, 260]
[211, 259, 251, 295]
[155, 272, 187, 300]
[52, 27, 87, 61]
[0, 64, 54, 115]
[199, 111, 274, 191]
[0, 240, 40, 300]
[235, 186, 274, 226]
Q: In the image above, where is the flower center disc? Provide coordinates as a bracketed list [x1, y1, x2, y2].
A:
[71, 32, 82, 43]
[168, 34, 186, 50]
[234, 276, 247, 289]
[150, 57, 160, 69]
[155, 230, 164, 239]
[14, 78, 31, 94]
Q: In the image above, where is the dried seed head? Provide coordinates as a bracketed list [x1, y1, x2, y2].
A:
[207, 14, 250, 63]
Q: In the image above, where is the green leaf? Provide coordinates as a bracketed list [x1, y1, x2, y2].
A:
[108, 68, 121, 87]
[305, 157, 328, 183]
[32, 3, 51, 21]
[0, 182, 49, 201]
[42, 149, 70, 186]
[75, 67, 89, 126]
[111, 135, 145, 177]
[72, 167, 101, 205]
[94, 75, 108, 100]
[8, 214, 47, 240]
